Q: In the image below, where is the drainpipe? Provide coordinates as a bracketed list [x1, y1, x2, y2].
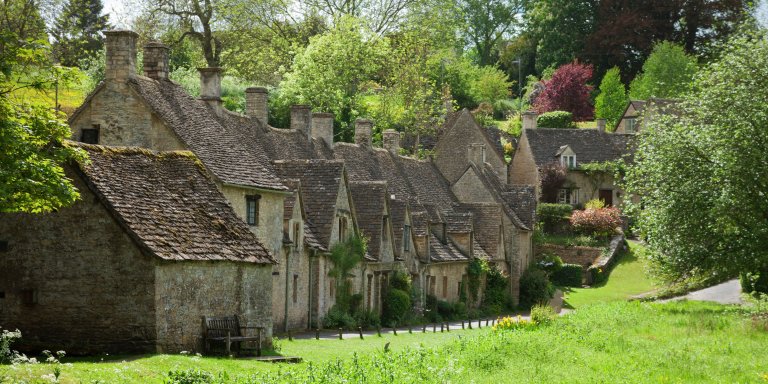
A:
[284, 244, 290, 333]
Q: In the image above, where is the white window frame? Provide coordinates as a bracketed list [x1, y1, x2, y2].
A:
[560, 155, 576, 169]
[626, 118, 637, 133]
[558, 188, 579, 205]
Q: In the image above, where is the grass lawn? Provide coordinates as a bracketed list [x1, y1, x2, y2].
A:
[8, 85, 86, 116]
[563, 241, 659, 309]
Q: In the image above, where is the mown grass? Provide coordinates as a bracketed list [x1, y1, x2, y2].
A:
[4, 301, 764, 383]
[7, 85, 86, 117]
[563, 241, 659, 308]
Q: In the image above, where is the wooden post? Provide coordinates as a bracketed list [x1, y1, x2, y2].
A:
[432, 324, 436, 333]
[288, 331, 293, 341]
[468, 320, 473, 329]
[393, 327, 397, 336]
[377, 326, 382, 337]
[440, 323, 444, 332]
[422, 325, 426, 333]
[461, 320, 465, 329]
[358, 327, 364, 340]
[446, 323, 450, 332]
[408, 327, 412, 334]
[486, 319, 490, 326]
[338, 328, 343, 340]
[315, 328, 320, 340]
[478, 319, 482, 329]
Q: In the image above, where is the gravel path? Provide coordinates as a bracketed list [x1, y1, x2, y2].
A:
[663, 279, 743, 305]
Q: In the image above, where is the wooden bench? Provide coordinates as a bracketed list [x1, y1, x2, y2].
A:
[202, 315, 264, 356]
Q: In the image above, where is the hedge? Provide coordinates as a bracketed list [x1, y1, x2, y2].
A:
[551, 264, 583, 287]
[537, 203, 573, 233]
[537, 111, 577, 128]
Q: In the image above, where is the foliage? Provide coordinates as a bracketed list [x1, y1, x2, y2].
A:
[538, 162, 568, 204]
[623, 28, 768, 282]
[551, 263, 583, 287]
[468, 65, 512, 104]
[466, 257, 490, 306]
[1, 327, 22, 364]
[389, 270, 412, 292]
[518, 266, 554, 309]
[536, 203, 574, 234]
[382, 289, 411, 326]
[147, 0, 223, 67]
[536, 111, 576, 128]
[525, 0, 597, 73]
[629, 41, 698, 100]
[353, 309, 381, 329]
[327, 235, 366, 313]
[536, 253, 563, 274]
[460, 0, 522, 66]
[533, 232, 603, 248]
[492, 315, 534, 331]
[741, 267, 768, 296]
[322, 305, 356, 329]
[533, 61, 594, 121]
[570, 207, 622, 239]
[481, 264, 510, 313]
[584, 198, 605, 210]
[51, 0, 110, 67]
[594, 67, 628, 128]
[529, 304, 556, 325]
[166, 368, 227, 384]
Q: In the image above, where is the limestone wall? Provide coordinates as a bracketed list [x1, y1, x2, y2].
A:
[219, 186, 285, 260]
[435, 112, 507, 183]
[424, 261, 469, 303]
[508, 133, 539, 187]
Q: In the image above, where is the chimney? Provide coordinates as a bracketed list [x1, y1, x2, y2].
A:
[290, 105, 312, 139]
[104, 30, 138, 82]
[245, 87, 269, 123]
[382, 129, 401, 154]
[355, 119, 373, 148]
[597, 118, 607, 133]
[198, 67, 222, 109]
[311, 112, 334, 147]
[467, 143, 486, 167]
[142, 41, 169, 80]
[522, 111, 538, 130]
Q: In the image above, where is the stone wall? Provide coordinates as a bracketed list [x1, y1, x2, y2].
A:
[534, 244, 603, 267]
[435, 111, 507, 183]
[154, 261, 272, 353]
[451, 168, 496, 203]
[563, 171, 623, 208]
[272, 212, 311, 333]
[0, 173, 157, 354]
[424, 261, 469, 303]
[219, 186, 286, 261]
[508, 133, 539, 187]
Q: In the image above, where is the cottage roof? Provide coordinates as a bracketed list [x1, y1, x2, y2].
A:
[444, 211, 473, 234]
[77, 144, 274, 264]
[524, 128, 634, 168]
[272, 159, 347, 248]
[124, 77, 287, 191]
[429, 234, 470, 262]
[456, 203, 502, 258]
[349, 181, 390, 262]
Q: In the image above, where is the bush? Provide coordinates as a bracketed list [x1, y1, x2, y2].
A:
[519, 267, 554, 309]
[570, 207, 622, 238]
[389, 270, 412, 292]
[530, 304, 556, 325]
[584, 198, 605, 210]
[537, 111, 576, 128]
[539, 163, 568, 204]
[482, 265, 510, 310]
[492, 315, 534, 331]
[537, 203, 573, 233]
[166, 369, 226, 384]
[354, 309, 381, 329]
[551, 264, 583, 287]
[537, 252, 563, 273]
[1, 327, 21, 364]
[382, 289, 411, 326]
[322, 305, 356, 329]
[741, 268, 768, 296]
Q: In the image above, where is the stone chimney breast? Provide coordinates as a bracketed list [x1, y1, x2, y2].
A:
[382, 129, 400, 154]
[355, 119, 373, 148]
[104, 30, 138, 82]
[312, 112, 334, 147]
[245, 87, 269, 124]
[142, 41, 169, 80]
[290, 105, 312, 139]
[522, 111, 538, 130]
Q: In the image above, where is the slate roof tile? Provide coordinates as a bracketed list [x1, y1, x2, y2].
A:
[429, 234, 470, 262]
[349, 181, 389, 261]
[524, 128, 634, 168]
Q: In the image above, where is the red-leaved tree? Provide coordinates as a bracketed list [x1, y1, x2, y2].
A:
[533, 62, 594, 121]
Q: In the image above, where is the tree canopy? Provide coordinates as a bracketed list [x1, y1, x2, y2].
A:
[624, 28, 768, 282]
[51, 0, 110, 67]
[533, 61, 594, 121]
[629, 41, 698, 100]
[594, 66, 627, 128]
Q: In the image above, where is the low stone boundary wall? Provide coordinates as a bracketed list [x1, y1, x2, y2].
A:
[586, 235, 627, 285]
[534, 245, 602, 267]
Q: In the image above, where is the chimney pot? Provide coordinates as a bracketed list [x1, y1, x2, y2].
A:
[198, 68, 222, 109]
[522, 111, 538, 130]
[312, 112, 334, 147]
[246, 87, 269, 124]
[597, 118, 607, 133]
[382, 129, 401, 154]
[104, 30, 139, 82]
[355, 119, 373, 148]
[142, 41, 169, 80]
[290, 105, 312, 139]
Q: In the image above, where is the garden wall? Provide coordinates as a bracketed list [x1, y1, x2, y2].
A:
[534, 245, 602, 267]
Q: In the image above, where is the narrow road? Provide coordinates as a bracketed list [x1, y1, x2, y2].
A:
[664, 279, 743, 304]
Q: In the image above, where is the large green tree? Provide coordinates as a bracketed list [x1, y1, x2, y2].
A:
[460, 0, 521, 66]
[525, 0, 598, 73]
[624, 28, 768, 284]
[51, 0, 110, 67]
[594, 66, 627, 128]
[629, 41, 698, 100]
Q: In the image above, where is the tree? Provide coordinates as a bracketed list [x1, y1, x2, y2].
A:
[302, 0, 418, 34]
[327, 235, 366, 312]
[525, 0, 598, 73]
[51, 0, 110, 67]
[624, 28, 768, 286]
[594, 66, 627, 128]
[460, 0, 522, 66]
[629, 41, 698, 100]
[533, 61, 593, 121]
[149, 0, 223, 67]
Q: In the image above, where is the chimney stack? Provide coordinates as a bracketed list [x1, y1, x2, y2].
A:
[142, 41, 169, 80]
[311, 112, 334, 147]
[245, 87, 269, 124]
[522, 111, 538, 130]
[467, 143, 486, 167]
[355, 119, 373, 148]
[290, 105, 312, 139]
[104, 30, 138, 82]
[597, 118, 607, 133]
[382, 129, 401, 154]
[198, 67, 222, 109]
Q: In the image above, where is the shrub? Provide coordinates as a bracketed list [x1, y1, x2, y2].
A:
[741, 268, 768, 296]
[536, 111, 577, 128]
[166, 369, 226, 384]
[349, 293, 363, 313]
[382, 289, 411, 326]
[482, 265, 510, 310]
[1, 327, 21, 364]
[322, 305, 356, 329]
[551, 264, 583, 287]
[389, 270, 412, 292]
[584, 198, 605, 210]
[537, 252, 563, 273]
[539, 162, 568, 204]
[354, 309, 381, 329]
[537, 203, 573, 232]
[492, 315, 534, 331]
[530, 304, 556, 325]
[519, 267, 554, 309]
[570, 207, 622, 238]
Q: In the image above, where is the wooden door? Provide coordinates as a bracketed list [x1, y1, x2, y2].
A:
[599, 189, 613, 206]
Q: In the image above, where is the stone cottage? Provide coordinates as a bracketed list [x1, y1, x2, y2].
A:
[614, 98, 680, 134]
[0, 145, 275, 354]
[509, 113, 634, 207]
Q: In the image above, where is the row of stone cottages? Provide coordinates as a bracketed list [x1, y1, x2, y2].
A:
[0, 30, 635, 354]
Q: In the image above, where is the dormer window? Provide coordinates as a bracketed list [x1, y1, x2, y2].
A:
[561, 155, 576, 169]
[626, 118, 638, 133]
[246, 195, 260, 226]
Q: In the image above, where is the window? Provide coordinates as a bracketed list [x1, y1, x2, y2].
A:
[246, 195, 260, 226]
[442, 276, 448, 298]
[458, 281, 464, 297]
[293, 222, 301, 249]
[81, 125, 100, 144]
[367, 275, 373, 310]
[338, 217, 348, 241]
[0, 241, 7, 252]
[560, 155, 576, 169]
[558, 188, 579, 205]
[329, 279, 335, 299]
[21, 289, 37, 305]
[626, 118, 637, 133]
[403, 225, 411, 251]
[292, 274, 298, 304]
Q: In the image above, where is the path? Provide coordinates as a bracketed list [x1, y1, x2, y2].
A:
[663, 279, 743, 305]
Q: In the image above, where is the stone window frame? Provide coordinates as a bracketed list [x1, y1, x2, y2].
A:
[292, 222, 301, 249]
[246, 194, 261, 226]
[292, 274, 298, 304]
[442, 276, 448, 298]
[560, 154, 576, 169]
[80, 124, 100, 144]
[558, 188, 579, 205]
